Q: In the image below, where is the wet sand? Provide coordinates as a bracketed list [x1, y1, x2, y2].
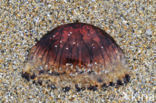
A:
[0, 0, 155, 102]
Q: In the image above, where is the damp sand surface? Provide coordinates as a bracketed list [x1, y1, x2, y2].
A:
[0, 0, 155, 102]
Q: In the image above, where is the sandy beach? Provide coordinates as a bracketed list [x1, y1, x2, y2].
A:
[0, 0, 155, 102]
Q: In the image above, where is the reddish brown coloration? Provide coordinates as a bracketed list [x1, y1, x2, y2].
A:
[32, 23, 122, 68]
[22, 23, 131, 91]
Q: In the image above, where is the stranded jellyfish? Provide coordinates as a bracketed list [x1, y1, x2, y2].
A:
[22, 23, 131, 92]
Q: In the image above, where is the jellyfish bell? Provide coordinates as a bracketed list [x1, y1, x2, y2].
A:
[22, 22, 131, 91]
